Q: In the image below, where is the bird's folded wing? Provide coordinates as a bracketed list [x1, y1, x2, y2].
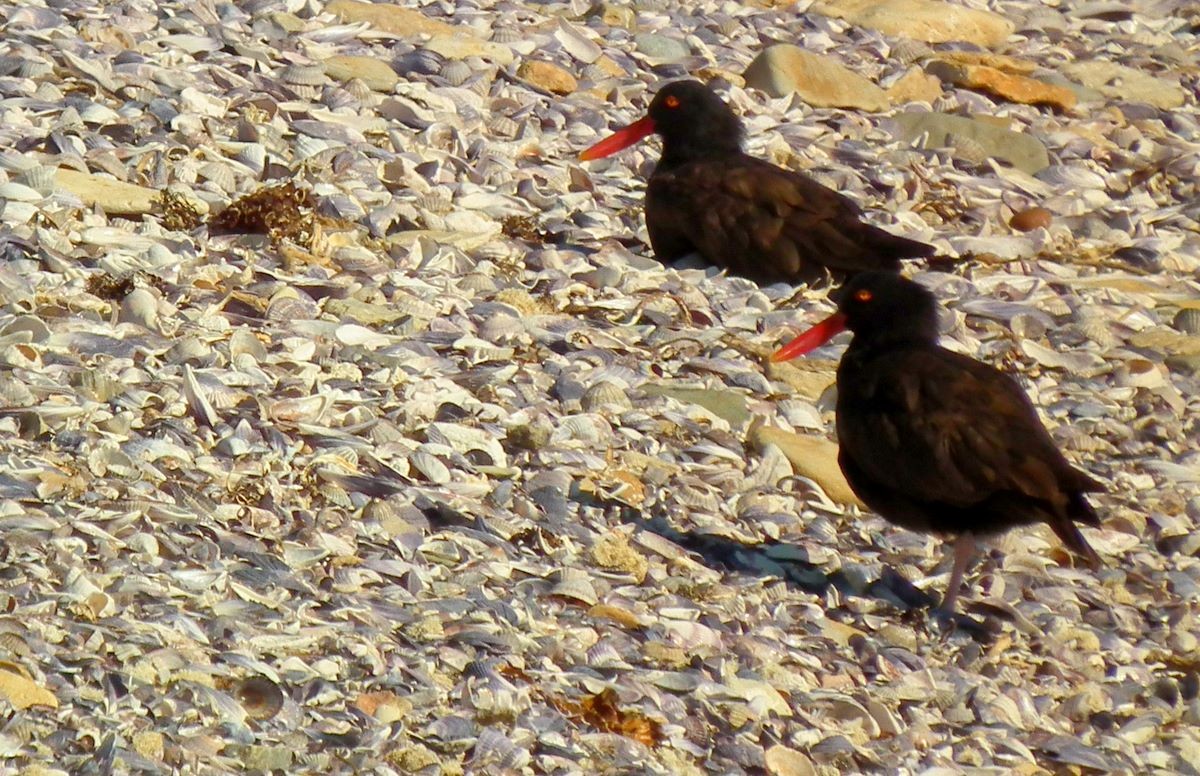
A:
[839, 349, 1078, 509]
[648, 158, 897, 278]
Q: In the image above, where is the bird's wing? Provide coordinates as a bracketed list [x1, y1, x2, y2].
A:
[647, 157, 921, 281]
[837, 348, 1086, 511]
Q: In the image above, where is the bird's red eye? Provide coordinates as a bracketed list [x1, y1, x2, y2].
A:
[664, 95, 680, 108]
[855, 289, 873, 302]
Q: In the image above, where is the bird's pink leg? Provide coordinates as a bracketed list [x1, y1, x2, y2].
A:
[940, 534, 976, 613]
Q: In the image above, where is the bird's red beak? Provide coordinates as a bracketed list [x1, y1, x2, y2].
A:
[771, 312, 848, 362]
[579, 116, 657, 161]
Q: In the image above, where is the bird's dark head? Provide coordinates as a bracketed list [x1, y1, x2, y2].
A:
[579, 79, 743, 165]
[646, 80, 743, 162]
[836, 272, 940, 343]
[772, 272, 940, 362]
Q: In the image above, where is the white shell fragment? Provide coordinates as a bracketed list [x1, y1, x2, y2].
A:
[0, 0, 1195, 773]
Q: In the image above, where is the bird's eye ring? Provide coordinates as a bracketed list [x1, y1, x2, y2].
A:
[854, 289, 873, 302]
[664, 95, 680, 108]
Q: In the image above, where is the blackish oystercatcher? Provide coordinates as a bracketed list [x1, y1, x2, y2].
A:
[580, 80, 933, 284]
[772, 272, 1104, 612]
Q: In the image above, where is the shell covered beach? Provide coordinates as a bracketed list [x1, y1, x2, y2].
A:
[0, 0, 1198, 772]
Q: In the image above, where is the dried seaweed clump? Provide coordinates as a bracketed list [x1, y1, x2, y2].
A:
[551, 689, 663, 747]
[208, 181, 317, 246]
[156, 189, 203, 231]
[501, 214, 550, 243]
[85, 273, 136, 300]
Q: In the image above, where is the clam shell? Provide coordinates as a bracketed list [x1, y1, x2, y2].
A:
[410, 450, 451, 484]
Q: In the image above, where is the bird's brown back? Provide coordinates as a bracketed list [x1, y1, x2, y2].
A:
[646, 155, 932, 283]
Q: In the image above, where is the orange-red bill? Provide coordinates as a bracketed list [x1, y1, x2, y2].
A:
[771, 312, 848, 362]
[579, 116, 657, 161]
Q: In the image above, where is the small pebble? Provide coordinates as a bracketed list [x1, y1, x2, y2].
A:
[1009, 206, 1053, 231]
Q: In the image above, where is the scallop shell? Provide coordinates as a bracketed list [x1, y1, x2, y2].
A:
[198, 161, 236, 191]
[441, 60, 472, 87]
[293, 135, 330, 160]
[891, 39, 932, 63]
[416, 190, 452, 214]
[489, 28, 522, 43]
[280, 64, 327, 85]
[342, 77, 373, 100]
[548, 569, 598, 605]
[397, 49, 443, 75]
[581, 381, 632, 412]
[266, 294, 319, 321]
[14, 166, 55, 195]
[16, 59, 52, 79]
[1174, 308, 1200, 335]
[237, 143, 267, 174]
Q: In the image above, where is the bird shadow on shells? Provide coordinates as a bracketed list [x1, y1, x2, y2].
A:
[609, 501, 998, 642]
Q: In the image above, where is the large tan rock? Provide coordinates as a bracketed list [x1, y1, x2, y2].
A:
[327, 0, 514, 64]
[56, 169, 208, 216]
[811, 0, 1014, 48]
[748, 424, 863, 508]
[323, 55, 399, 92]
[744, 45, 889, 111]
[1063, 61, 1185, 110]
[926, 60, 1077, 110]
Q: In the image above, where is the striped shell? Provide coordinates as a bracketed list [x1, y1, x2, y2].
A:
[441, 60, 472, 87]
[1173, 308, 1200, 335]
[280, 64, 327, 85]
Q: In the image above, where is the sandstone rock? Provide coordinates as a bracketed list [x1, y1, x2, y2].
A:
[811, 0, 1014, 48]
[885, 66, 943, 105]
[1063, 61, 1185, 110]
[323, 55, 399, 92]
[926, 60, 1077, 110]
[744, 44, 889, 111]
[889, 112, 1050, 174]
[517, 60, 577, 95]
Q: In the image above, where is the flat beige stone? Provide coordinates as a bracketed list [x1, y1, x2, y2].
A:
[0, 668, 57, 710]
[1063, 61, 1185, 110]
[749, 425, 863, 507]
[886, 66, 943, 105]
[323, 55, 399, 92]
[422, 34, 514, 65]
[326, 0, 514, 65]
[765, 359, 837, 402]
[926, 60, 1077, 110]
[55, 169, 208, 216]
[744, 45, 889, 111]
[327, 0, 457, 36]
[811, 0, 1014, 48]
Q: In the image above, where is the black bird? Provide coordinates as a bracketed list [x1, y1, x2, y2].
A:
[772, 272, 1104, 612]
[580, 80, 933, 284]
